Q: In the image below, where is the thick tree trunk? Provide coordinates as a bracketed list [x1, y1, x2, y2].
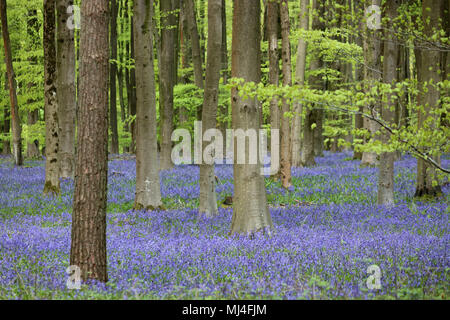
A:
[414, 0, 444, 198]
[43, 0, 60, 195]
[159, 0, 179, 170]
[291, 0, 309, 167]
[230, 0, 273, 236]
[267, 0, 280, 176]
[199, 0, 222, 217]
[279, 0, 292, 188]
[109, 0, 119, 155]
[57, 0, 76, 179]
[377, 0, 399, 206]
[0, 0, 22, 165]
[70, 0, 109, 283]
[361, 0, 382, 167]
[133, 0, 163, 210]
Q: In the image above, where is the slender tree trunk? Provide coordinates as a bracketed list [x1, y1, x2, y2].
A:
[230, 0, 273, 236]
[129, 19, 137, 153]
[110, 0, 119, 154]
[291, 0, 309, 167]
[267, 0, 280, 176]
[361, 0, 382, 167]
[414, 0, 444, 198]
[2, 98, 11, 155]
[0, 0, 22, 166]
[70, 0, 109, 283]
[301, 0, 324, 167]
[133, 0, 163, 210]
[377, 0, 399, 206]
[279, 0, 292, 188]
[199, 0, 222, 217]
[185, 0, 204, 90]
[43, 0, 60, 194]
[221, 0, 228, 84]
[26, 10, 40, 159]
[159, 0, 179, 170]
[57, 0, 76, 178]
[26, 110, 39, 158]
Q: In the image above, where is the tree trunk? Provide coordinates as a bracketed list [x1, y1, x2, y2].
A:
[221, 0, 228, 84]
[70, 0, 109, 283]
[133, 0, 163, 210]
[361, 0, 382, 167]
[2, 99, 11, 155]
[57, 0, 76, 179]
[199, 0, 222, 217]
[43, 0, 60, 195]
[377, 0, 399, 206]
[26, 10, 40, 159]
[279, 0, 292, 188]
[109, 0, 119, 155]
[230, 0, 273, 236]
[414, 0, 444, 198]
[159, 0, 179, 170]
[267, 0, 280, 176]
[26, 110, 40, 158]
[0, 0, 23, 166]
[129, 19, 137, 153]
[291, 0, 309, 167]
[185, 0, 204, 90]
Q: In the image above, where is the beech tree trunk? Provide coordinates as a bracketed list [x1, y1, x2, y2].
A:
[159, 0, 179, 170]
[109, 0, 119, 155]
[279, 0, 292, 188]
[414, 0, 444, 198]
[291, 0, 309, 167]
[26, 10, 40, 159]
[185, 0, 204, 90]
[361, 0, 382, 167]
[377, 0, 399, 206]
[133, 0, 163, 210]
[199, 0, 222, 217]
[0, 0, 22, 166]
[43, 0, 60, 195]
[230, 0, 273, 235]
[57, 0, 76, 178]
[70, 0, 109, 283]
[267, 0, 280, 176]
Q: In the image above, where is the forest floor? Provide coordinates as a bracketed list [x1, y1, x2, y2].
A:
[0, 152, 448, 299]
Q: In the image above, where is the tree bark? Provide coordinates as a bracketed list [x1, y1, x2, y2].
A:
[199, 0, 222, 217]
[109, 0, 119, 155]
[133, 0, 163, 210]
[0, 0, 23, 165]
[414, 0, 444, 198]
[159, 0, 179, 170]
[43, 0, 60, 195]
[70, 0, 109, 283]
[129, 19, 137, 153]
[279, 0, 292, 188]
[291, 0, 309, 167]
[267, 0, 280, 176]
[57, 0, 76, 179]
[185, 0, 204, 90]
[361, 0, 382, 167]
[230, 0, 273, 236]
[26, 10, 40, 159]
[377, 0, 399, 206]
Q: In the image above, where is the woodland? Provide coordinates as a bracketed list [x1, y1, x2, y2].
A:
[0, 0, 448, 300]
